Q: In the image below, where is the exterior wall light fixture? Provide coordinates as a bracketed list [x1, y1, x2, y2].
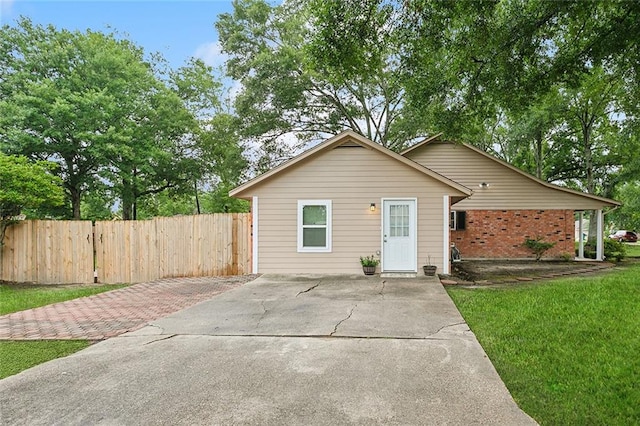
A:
[479, 182, 490, 188]
[370, 203, 376, 211]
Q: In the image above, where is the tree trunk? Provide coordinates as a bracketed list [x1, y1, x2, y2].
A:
[122, 204, 132, 220]
[194, 181, 201, 214]
[121, 178, 134, 220]
[582, 114, 595, 194]
[69, 187, 82, 219]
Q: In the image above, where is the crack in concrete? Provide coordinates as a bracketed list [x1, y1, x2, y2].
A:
[167, 333, 459, 340]
[296, 282, 320, 297]
[429, 321, 467, 337]
[330, 305, 357, 336]
[378, 280, 386, 297]
[256, 300, 268, 327]
[124, 323, 165, 336]
[142, 334, 177, 345]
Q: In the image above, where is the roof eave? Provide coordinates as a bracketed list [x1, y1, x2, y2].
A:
[459, 142, 621, 207]
[405, 139, 620, 208]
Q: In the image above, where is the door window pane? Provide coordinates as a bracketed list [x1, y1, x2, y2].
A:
[390, 204, 409, 237]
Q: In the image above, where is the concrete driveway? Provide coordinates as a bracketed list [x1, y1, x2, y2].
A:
[0, 274, 537, 425]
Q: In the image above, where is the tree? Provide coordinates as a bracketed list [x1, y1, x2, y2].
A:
[216, 0, 427, 153]
[0, 19, 148, 218]
[401, 0, 640, 131]
[100, 81, 203, 220]
[610, 182, 640, 232]
[0, 153, 64, 247]
[169, 60, 249, 214]
[0, 19, 211, 220]
[545, 67, 625, 196]
[80, 184, 117, 221]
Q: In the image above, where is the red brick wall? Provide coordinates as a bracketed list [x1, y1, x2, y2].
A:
[451, 209, 575, 259]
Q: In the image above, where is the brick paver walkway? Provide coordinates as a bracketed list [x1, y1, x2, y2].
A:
[0, 275, 259, 340]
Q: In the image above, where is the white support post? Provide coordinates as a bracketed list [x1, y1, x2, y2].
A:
[596, 209, 604, 261]
[252, 196, 259, 273]
[578, 211, 584, 259]
[443, 195, 450, 275]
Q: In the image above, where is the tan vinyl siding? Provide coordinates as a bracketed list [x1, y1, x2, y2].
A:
[405, 142, 609, 210]
[250, 146, 463, 274]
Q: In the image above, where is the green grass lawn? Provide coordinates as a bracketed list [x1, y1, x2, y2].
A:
[0, 283, 127, 315]
[0, 340, 90, 379]
[447, 263, 640, 425]
[624, 243, 640, 258]
[0, 282, 127, 379]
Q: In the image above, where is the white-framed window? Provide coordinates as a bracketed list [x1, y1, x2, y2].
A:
[297, 200, 332, 252]
[450, 210, 466, 230]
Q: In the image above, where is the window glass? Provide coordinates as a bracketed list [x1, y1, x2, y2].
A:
[390, 204, 409, 237]
[303, 228, 326, 247]
[303, 205, 326, 225]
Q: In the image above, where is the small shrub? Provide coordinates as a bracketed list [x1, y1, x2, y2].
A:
[578, 239, 626, 261]
[604, 238, 626, 262]
[558, 252, 573, 261]
[523, 236, 556, 261]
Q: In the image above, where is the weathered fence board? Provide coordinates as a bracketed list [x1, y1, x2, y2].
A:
[0, 220, 94, 284]
[1, 214, 252, 285]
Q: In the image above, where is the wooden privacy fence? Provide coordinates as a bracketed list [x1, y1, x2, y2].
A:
[0, 220, 94, 285]
[0, 214, 251, 285]
[95, 214, 251, 283]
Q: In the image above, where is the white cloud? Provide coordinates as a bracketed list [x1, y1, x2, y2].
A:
[193, 41, 228, 69]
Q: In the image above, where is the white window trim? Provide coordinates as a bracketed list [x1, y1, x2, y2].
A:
[252, 196, 259, 273]
[297, 200, 332, 253]
[443, 195, 450, 275]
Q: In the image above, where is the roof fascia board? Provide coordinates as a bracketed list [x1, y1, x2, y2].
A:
[460, 142, 620, 206]
[400, 133, 443, 156]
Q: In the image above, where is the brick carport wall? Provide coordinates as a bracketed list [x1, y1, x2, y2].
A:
[451, 209, 575, 259]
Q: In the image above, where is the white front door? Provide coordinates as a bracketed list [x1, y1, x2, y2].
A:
[382, 199, 417, 272]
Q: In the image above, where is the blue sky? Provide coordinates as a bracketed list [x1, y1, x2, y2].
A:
[0, 0, 235, 70]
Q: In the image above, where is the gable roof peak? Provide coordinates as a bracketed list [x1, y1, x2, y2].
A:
[230, 130, 472, 198]
[400, 133, 444, 156]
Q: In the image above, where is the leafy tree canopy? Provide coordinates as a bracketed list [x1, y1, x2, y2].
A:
[217, 0, 428, 155]
[0, 153, 64, 245]
[0, 18, 248, 219]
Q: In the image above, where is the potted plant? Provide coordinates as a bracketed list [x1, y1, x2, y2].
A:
[423, 256, 437, 276]
[360, 255, 379, 275]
